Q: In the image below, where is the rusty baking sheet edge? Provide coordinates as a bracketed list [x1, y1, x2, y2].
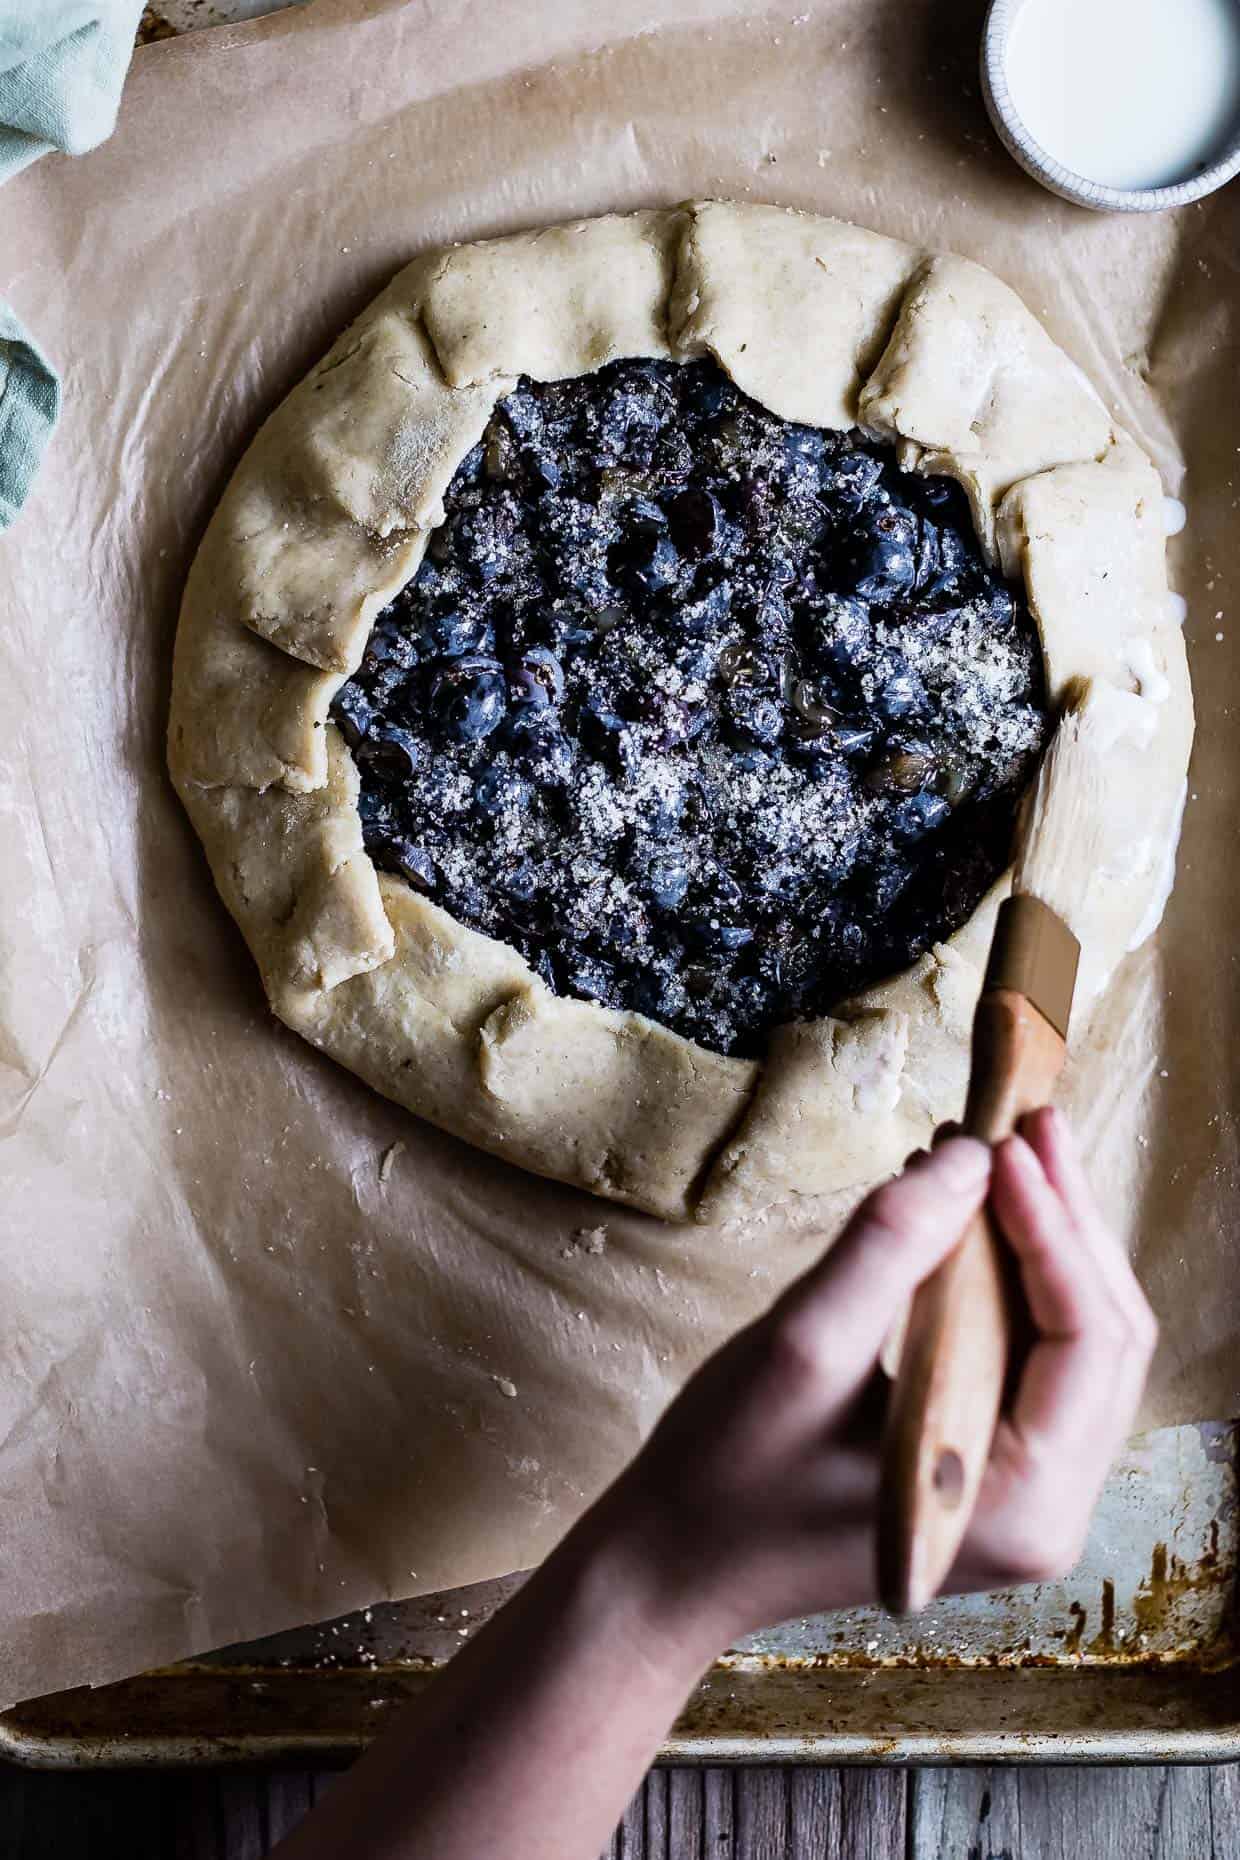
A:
[2, 1421, 1235, 1770]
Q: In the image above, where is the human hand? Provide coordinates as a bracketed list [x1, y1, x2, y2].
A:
[271, 1113, 1155, 1860]
[600, 1109, 1156, 1647]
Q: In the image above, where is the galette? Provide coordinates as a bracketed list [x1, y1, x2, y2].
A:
[169, 203, 1192, 1221]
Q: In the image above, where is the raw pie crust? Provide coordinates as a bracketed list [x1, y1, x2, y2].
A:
[168, 203, 1194, 1223]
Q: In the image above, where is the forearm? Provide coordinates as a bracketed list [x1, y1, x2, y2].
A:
[275, 1497, 722, 1860]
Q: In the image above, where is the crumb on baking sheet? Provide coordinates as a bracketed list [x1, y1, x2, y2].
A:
[378, 1140, 404, 1184]
[561, 1225, 609, 1259]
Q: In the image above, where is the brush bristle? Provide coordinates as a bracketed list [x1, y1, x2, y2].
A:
[1013, 688, 1114, 935]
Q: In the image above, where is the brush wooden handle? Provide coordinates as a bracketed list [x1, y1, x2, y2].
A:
[877, 988, 1067, 1616]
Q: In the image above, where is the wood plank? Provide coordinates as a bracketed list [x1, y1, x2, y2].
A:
[838, 1769, 907, 1860]
[909, 1764, 1225, 1860]
[172, 1774, 226, 1860]
[790, 1768, 843, 1858]
[641, 1768, 671, 1857]
[704, 1767, 736, 1854]
[910, 1768, 1015, 1860]
[668, 1768, 707, 1858]
[1210, 1759, 1240, 1851]
[263, 1771, 318, 1846]
[734, 1766, 790, 1860]
[215, 1770, 276, 1860]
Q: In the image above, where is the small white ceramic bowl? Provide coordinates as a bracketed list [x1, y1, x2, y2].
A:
[982, 0, 1240, 212]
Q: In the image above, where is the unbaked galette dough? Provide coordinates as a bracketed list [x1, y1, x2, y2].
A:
[169, 202, 1194, 1224]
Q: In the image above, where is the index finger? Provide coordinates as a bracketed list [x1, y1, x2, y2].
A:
[775, 1138, 991, 1390]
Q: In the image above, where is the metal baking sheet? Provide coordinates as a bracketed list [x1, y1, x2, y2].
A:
[2, 1420, 1235, 1767]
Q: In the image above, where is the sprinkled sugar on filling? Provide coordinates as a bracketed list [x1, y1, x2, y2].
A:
[331, 358, 1049, 1058]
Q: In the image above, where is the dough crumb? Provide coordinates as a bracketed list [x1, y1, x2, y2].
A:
[576, 1225, 608, 1255]
[379, 1141, 404, 1184]
[492, 1375, 519, 1399]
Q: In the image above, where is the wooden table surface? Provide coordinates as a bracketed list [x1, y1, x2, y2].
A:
[2, 1760, 1238, 1856]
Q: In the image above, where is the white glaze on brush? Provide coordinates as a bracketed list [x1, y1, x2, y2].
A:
[1007, 0, 1240, 191]
[1163, 496, 1187, 537]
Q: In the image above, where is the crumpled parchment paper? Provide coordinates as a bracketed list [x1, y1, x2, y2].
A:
[1, 0, 1236, 1709]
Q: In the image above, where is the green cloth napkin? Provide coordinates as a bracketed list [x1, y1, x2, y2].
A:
[1, 0, 143, 529]
[0, 307, 59, 529]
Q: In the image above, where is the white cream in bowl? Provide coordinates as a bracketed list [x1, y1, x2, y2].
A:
[983, 0, 1240, 210]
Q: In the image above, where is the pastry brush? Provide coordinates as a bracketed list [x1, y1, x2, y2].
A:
[877, 688, 1109, 1616]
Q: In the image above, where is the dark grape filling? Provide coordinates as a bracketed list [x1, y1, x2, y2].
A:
[332, 358, 1049, 1059]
